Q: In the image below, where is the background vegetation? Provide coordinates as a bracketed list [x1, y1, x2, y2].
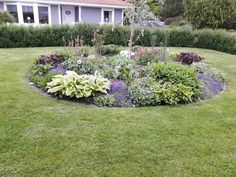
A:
[0, 24, 235, 54]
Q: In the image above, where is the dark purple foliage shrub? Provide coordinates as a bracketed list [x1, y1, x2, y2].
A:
[109, 80, 129, 106]
[197, 73, 225, 99]
[176, 52, 204, 65]
[49, 66, 66, 75]
[36, 54, 67, 66]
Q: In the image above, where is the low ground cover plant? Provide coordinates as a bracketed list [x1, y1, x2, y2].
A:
[30, 46, 226, 107]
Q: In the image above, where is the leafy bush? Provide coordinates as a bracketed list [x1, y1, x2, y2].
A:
[103, 55, 136, 81]
[36, 54, 68, 66]
[108, 55, 133, 66]
[46, 71, 110, 98]
[136, 53, 157, 65]
[128, 78, 156, 106]
[31, 64, 52, 76]
[184, 0, 236, 29]
[132, 45, 143, 52]
[0, 24, 236, 54]
[0, 11, 15, 25]
[160, 0, 184, 19]
[191, 62, 225, 83]
[134, 48, 160, 65]
[193, 29, 236, 54]
[101, 45, 122, 56]
[62, 56, 106, 75]
[149, 63, 201, 98]
[151, 81, 194, 105]
[175, 52, 204, 65]
[31, 73, 57, 89]
[94, 94, 116, 107]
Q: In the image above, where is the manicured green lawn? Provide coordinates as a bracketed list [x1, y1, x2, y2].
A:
[0, 47, 236, 177]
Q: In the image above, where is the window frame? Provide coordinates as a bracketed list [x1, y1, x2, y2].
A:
[3, 2, 52, 25]
[22, 4, 35, 24]
[101, 8, 114, 24]
[5, 3, 19, 23]
[4, 2, 18, 23]
[38, 4, 50, 24]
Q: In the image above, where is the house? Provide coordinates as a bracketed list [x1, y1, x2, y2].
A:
[0, 0, 127, 25]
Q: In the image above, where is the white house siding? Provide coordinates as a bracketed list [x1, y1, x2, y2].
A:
[51, 5, 60, 25]
[81, 7, 101, 24]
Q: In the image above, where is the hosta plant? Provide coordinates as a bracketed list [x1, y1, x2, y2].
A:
[46, 71, 110, 98]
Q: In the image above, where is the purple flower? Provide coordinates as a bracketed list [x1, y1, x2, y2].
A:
[109, 80, 128, 106]
[198, 73, 225, 98]
[49, 66, 66, 75]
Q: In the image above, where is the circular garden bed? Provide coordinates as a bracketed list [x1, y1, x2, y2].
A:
[30, 45, 226, 107]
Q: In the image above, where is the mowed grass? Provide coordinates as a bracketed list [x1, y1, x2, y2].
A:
[0, 47, 236, 177]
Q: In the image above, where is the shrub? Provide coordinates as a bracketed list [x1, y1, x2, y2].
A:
[175, 52, 204, 65]
[36, 54, 68, 66]
[184, 0, 236, 29]
[31, 64, 52, 76]
[0, 11, 15, 25]
[62, 56, 106, 75]
[31, 73, 57, 89]
[136, 53, 157, 65]
[193, 29, 236, 54]
[108, 55, 134, 66]
[150, 81, 194, 105]
[160, 0, 184, 19]
[46, 71, 110, 98]
[94, 94, 116, 107]
[0, 24, 236, 54]
[134, 48, 160, 65]
[128, 78, 156, 106]
[167, 28, 195, 47]
[101, 45, 122, 56]
[149, 63, 201, 98]
[104, 55, 136, 81]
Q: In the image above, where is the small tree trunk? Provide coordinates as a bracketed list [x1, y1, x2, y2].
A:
[128, 24, 134, 59]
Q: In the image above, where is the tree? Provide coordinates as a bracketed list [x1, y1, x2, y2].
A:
[184, 0, 236, 29]
[124, 0, 157, 58]
[160, 0, 184, 19]
[0, 11, 15, 25]
[147, 0, 164, 16]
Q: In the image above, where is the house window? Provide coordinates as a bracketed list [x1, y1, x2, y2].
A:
[6, 5, 18, 23]
[22, 6, 34, 23]
[103, 10, 112, 23]
[38, 6, 49, 24]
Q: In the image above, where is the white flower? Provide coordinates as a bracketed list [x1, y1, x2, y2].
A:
[120, 50, 135, 58]
[77, 60, 82, 65]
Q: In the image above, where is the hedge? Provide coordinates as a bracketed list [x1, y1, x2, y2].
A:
[0, 24, 236, 54]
